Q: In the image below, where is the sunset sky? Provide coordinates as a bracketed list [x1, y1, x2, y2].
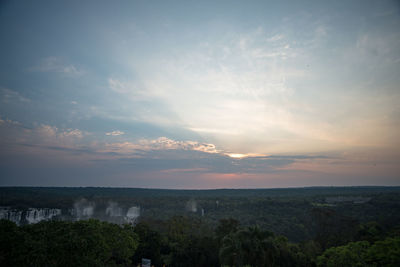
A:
[1, 0, 399, 188]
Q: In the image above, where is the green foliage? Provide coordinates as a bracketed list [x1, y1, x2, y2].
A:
[317, 237, 400, 267]
[0, 219, 28, 266]
[2, 216, 400, 267]
[2, 187, 400, 266]
[356, 221, 384, 243]
[218, 225, 316, 267]
[132, 222, 163, 266]
[0, 219, 138, 266]
[366, 237, 400, 266]
[163, 216, 219, 267]
[312, 207, 358, 249]
[317, 241, 370, 267]
[219, 226, 301, 267]
[216, 218, 240, 240]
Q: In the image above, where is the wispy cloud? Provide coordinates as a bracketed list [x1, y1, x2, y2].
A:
[0, 120, 87, 158]
[0, 117, 21, 126]
[0, 120, 218, 159]
[1, 88, 31, 103]
[29, 57, 84, 76]
[355, 32, 400, 65]
[131, 28, 304, 145]
[32, 125, 85, 147]
[108, 78, 128, 93]
[102, 137, 219, 155]
[105, 130, 125, 136]
[267, 34, 284, 42]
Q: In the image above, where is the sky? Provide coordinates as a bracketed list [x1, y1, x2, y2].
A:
[0, 0, 399, 188]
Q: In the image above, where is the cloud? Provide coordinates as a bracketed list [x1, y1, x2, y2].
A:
[107, 150, 297, 174]
[28, 125, 85, 149]
[129, 27, 306, 145]
[2, 124, 85, 151]
[29, 57, 84, 76]
[314, 25, 327, 38]
[0, 117, 21, 126]
[143, 137, 219, 154]
[0, 119, 363, 178]
[35, 124, 58, 138]
[108, 78, 128, 93]
[4, 119, 395, 184]
[101, 137, 218, 156]
[267, 34, 284, 42]
[61, 129, 84, 138]
[95, 137, 327, 174]
[355, 33, 400, 65]
[106, 130, 125, 136]
[1, 88, 31, 103]
[35, 125, 83, 139]
[0, 120, 218, 161]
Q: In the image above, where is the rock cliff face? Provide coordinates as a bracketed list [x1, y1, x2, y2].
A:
[0, 207, 61, 225]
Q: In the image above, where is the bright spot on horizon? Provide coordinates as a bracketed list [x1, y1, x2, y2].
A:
[225, 153, 268, 159]
[226, 153, 248, 159]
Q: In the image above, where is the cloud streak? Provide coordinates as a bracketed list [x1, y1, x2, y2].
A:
[106, 130, 125, 136]
[1, 88, 31, 103]
[29, 57, 84, 76]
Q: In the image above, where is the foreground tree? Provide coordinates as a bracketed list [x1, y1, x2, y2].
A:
[0, 219, 138, 266]
[219, 226, 278, 267]
[132, 222, 163, 266]
[366, 237, 400, 266]
[316, 241, 370, 267]
[317, 236, 400, 267]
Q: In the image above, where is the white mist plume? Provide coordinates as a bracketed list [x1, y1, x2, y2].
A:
[125, 206, 140, 224]
[73, 198, 95, 219]
[186, 199, 197, 212]
[105, 201, 123, 217]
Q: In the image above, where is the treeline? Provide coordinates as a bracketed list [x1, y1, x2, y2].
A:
[2, 187, 400, 244]
[1, 217, 400, 267]
[2, 186, 400, 209]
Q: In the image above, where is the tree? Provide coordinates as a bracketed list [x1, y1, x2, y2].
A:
[317, 236, 400, 267]
[216, 218, 240, 243]
[317, 241, 370, 267]
[219, 226, 278, 267]
[0, 219, 139, 266]
[312, 207, 358, 249]
[0, 219, 28, 266]
[366, 237, 400, 266]
[219, 231, 245, 267]
[133, 222, 163, 266]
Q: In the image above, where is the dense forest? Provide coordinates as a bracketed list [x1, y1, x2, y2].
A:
[1, 186, 400, 266]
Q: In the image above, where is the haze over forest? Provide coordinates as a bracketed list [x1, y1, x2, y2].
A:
[1, 0, 399, 188]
